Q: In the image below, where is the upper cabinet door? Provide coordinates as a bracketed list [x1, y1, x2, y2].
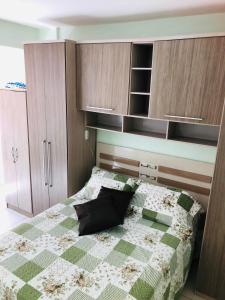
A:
[77, 43, 131, 114]
[150, 37, 225, 125]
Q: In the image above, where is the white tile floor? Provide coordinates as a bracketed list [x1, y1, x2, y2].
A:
[0, 184, 205, 299]
[0, 184, 29, 236]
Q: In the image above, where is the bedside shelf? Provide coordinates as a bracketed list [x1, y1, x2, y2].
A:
[130, 92, 151, 96]
[167, 122, 219, 146]
[132, 67, 152, 70]
[123, 117, 168, 139]
[85, 111, 219, 147]
[85, 112, 122, 132]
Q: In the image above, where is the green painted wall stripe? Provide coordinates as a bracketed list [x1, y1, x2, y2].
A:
[97, 131, 217, 163]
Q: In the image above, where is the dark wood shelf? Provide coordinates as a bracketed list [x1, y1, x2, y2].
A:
[171, 136, 217, 147]
[85, 112, 123, 133]
[126, 129, 166, 139]
[86, 124, 122, 132]
[167, 122, 219, 147]
[123, 116, 168, 140]
[132, 67, 152, 70]
[130, 92, 151, 95]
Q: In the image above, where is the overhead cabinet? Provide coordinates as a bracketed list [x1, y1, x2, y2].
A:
[77, 43, 131, 114]
[25, 41, 95, 215]
[150, 37, 225, 125]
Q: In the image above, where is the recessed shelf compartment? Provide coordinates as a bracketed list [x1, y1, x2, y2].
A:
[168, 122, 220, 146]
[132, 44, 153, 68]
[123, 116, 168, 139]
[129, 43, 153, 117]
[85, 112, 122, 132]
[129, 94, 149, 117]
[131, 69, 151, 93]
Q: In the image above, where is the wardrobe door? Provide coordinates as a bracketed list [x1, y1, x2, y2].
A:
[44, 43, 68, 206]
[25, 44, 50, 215]
[197, 104, 225, 298]
[150, 37, 225, 124]
[14, 92, 32, 214]
[0, 90, 18, 207]
[77, 43, 131, 114]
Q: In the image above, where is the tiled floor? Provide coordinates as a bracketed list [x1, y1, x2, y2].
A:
[0, 184, 205, 299]
[0, 184, 29, 235]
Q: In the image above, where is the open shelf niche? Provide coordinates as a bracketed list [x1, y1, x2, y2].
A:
[85, 111, 219, 147]
[85, 112, 123, 132]
[129, 43, 153, 117]
[123, 116, 168, 139]
[167, 122, 220, 146]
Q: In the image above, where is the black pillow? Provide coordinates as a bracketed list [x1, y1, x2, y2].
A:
[97, 186, 134, 224]
[74, 196, 121, 236]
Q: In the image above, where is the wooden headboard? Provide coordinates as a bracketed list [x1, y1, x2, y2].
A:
[96, 143, 215, 209]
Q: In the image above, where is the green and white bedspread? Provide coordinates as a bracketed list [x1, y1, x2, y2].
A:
[0, 191, 195, 300]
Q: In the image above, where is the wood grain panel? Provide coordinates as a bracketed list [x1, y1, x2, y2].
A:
[150, 37, 225, 125]
[158, 166, 212, 183]
[100, 153, 140, 167]
[24, 44, 50, 215]
[13, 92, 32, 214]
[44, 43, 68, 207]
[77, 43, 131, 114]
[100, 163, 139, 177]
[157, 177, 210, 195]
[66, 41, 96, 195]
[0, 90, 18, 208]
[197, 104, 225, 298]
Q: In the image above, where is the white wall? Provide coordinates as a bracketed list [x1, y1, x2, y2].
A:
[0, 45, 25, 88]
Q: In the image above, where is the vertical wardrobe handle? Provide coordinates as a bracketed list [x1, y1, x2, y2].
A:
[11, 147, 16, 163]
[48, 142, 53, 187]
[15, 148, 19, 163]
[43, 140, 48, 186]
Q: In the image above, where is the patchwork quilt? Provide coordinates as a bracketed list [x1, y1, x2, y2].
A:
[0, 188, 196, 300]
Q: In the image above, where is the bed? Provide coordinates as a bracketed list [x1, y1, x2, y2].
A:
[0, 167, 201, 300]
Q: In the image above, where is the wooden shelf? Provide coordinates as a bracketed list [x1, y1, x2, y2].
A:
[132, 44, 153, 68]
[129, 94, 149, 116]
[129, 43, 153, 117]
[171, 136, 218, 146]
[85, 112, 122, 133]
[86, 124, 122, 132]
[126, 129, 166, 139]
[130, 92, 151, 95]
[167, 122, 219, 147]
[132, 67, 152, 70]
[123, 117, 168, 139]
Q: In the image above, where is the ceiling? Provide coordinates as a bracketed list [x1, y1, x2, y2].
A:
[1, 0, 225, 28]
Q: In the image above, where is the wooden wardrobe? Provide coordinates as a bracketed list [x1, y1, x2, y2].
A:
[0, 89, 32, 216]
[24, 40, 95, 215]
[196, 103, 225, 299]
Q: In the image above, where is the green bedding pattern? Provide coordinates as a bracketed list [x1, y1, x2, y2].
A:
[0, 191, 195, 300]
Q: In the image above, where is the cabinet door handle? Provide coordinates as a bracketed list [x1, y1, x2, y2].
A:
[43, 140, 48, 186]
[47, 142, 53, 188]
[15, 148, 19, 163]
[11, 147, 16, 163]
[164, 114, 204, 121]
[86, 105, 114, 111]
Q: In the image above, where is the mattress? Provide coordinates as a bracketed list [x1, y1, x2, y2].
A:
[0, 189, 195, 300]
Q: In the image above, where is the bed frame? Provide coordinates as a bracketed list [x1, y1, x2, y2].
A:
[96, 142, 214, 209]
